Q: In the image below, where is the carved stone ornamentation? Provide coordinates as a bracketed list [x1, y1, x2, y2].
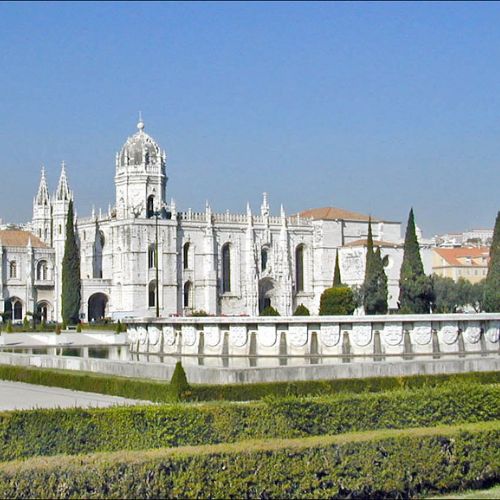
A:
[257, 324, 277, 347]
[289, 324, 308, 347]
[411, 323, 432, 345]
[163, 326, 176, 346]
[486, 322, 500, 343]
[148, 326, 161, 346]
[320, 323, 340, 347]
[182, 325, 197, 346]
[138, 326, 148, 345]
[204, 325, 221, 347]
[463, 322, 481, 344]
[441, 322, 459, 345]
[382, 323, 403, 346]
[229, 325, 248, 347]
[352, 323, 372, 347]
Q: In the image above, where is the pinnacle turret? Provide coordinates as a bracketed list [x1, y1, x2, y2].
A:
[35, 166, 50, 206]
[55, 161, 72, 201]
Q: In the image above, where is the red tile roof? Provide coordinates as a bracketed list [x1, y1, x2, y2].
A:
[299, 207, 378, 222]
[434, 247, 490, 267]
[345, 238, 402, 248]
[0, 230, 47, 248]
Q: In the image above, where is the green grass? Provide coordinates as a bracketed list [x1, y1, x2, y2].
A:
[427, 484, 500, 499]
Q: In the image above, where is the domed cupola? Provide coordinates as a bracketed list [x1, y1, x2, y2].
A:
[117, 118, 165, 169]
[114, 116, 168, 220]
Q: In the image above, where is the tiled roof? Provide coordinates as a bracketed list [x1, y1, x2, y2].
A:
[433, 247, 490, 267]
[344, 238, 402, 248]
[0, 230, 47, 248]
[299, 207, 378, 222]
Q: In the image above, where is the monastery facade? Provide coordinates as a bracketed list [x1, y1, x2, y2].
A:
[1, 119, 407, 323]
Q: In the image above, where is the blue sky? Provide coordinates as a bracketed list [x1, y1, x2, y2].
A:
[0, 2, 499, 236]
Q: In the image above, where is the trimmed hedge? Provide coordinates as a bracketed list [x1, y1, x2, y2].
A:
[0, 382, 498, 461]
[0, 363, 499, 403]
[0, 422, 498, 498]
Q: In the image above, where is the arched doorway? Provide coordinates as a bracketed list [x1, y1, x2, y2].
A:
[258, 278, 276, 313]
[88, 293, 108, 322]
[4, 297, 23, 321]
[36, 301, 51, 323]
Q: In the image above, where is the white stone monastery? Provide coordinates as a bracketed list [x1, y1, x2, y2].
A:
[1, 118, 431, 323]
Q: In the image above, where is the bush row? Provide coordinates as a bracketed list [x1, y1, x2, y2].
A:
[0, 382, 498, 461]
[0, 422, 498, 499]
[0, 363, 499, 403]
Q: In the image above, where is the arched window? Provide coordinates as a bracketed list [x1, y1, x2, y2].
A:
[148, 244, 156, 269]
[37, 260, 48, 281]
[147, 195, 155, 218]
[9, 261, 17, 279]
[183, 242, 190, 270]
[183, 281, 192, 308]
[261, 247, 268, 271]
[148, 280, 156, 308]
[295, 244, 305, 292]
[44, 228, 48, 241]
[38, 229, 42, 237]
[222, 243, 231, 293]
[13, 301, 22, 320]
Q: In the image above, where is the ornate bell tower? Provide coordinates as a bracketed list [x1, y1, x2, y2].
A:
[115, 116, 167, 219]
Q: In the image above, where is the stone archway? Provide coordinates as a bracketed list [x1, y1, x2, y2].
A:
[88, 293, 108, 322]
[258, 278, 277, 313]
[36, 301, 52, 323]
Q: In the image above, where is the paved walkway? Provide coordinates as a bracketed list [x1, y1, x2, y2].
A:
[0, 380, 149, 411]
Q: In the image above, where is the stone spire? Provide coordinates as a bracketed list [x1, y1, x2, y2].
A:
[261, 192, 269, 217]
[35, 167, 50, 206]
[55, 161, 71, 201]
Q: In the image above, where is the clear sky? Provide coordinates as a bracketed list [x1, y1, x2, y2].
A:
[0, 2, 499, 237]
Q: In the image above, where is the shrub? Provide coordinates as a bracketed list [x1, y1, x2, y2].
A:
[76, 323, 82, 333]
[0, 381, 498, 461]
[0, 422, 498, 499]
[5, 321, 13, 333]
[190, 310, 210, 317]
[55, 324, 61, 335]
[293, 304, 310, 316]
[170, 362, 190, 400]
[319, 286, 355, 315]
[260, 305, 280, 316]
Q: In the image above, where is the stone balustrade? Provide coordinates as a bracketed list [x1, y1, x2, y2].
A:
[126, 313, 500, 362]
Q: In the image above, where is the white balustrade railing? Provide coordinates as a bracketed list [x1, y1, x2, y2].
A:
[126, 313, 500, 360]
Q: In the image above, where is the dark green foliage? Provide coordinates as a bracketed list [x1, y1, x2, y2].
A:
[484, 210, 500, 312]
[293, 304, 310, 316]
[432, 275, 485, 313]
[333, 251, 342, 286]
[0, 364, 499, 404]
[5, 321, 13, 333]
[399, 208, 434, 313]
[190, 310, 210, 317]
[0, 382, 498, 461]
[55, 324, 61, 335]
[260, 305, 280, 316]
[319, 286, 355, 315]
[0, 422, 498, 499]
[170, 362, 190, 400]
[362, 220, 389, 314]
[61, 200, 81, 325]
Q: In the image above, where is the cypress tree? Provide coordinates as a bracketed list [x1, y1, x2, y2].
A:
[362, 219, 388, 314]
[398, 208, 434, 313]
[61, 200, 81, 325]
[483, 211, 500, 312]
[333, 251, 342, 287]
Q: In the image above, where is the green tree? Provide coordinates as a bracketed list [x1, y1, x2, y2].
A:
[483, 211, 500, 312]
[61, 200, 81, 325]
[333, 251, 342, 287]
[432, 275, 459, 313]
[319, 286, 355, 315]
[293, 304, 310, 316]
[399, 208, 434, 313]
[362, 220, 388, 314]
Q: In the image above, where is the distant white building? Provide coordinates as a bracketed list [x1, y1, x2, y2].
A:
[2, 119, 416, 322]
